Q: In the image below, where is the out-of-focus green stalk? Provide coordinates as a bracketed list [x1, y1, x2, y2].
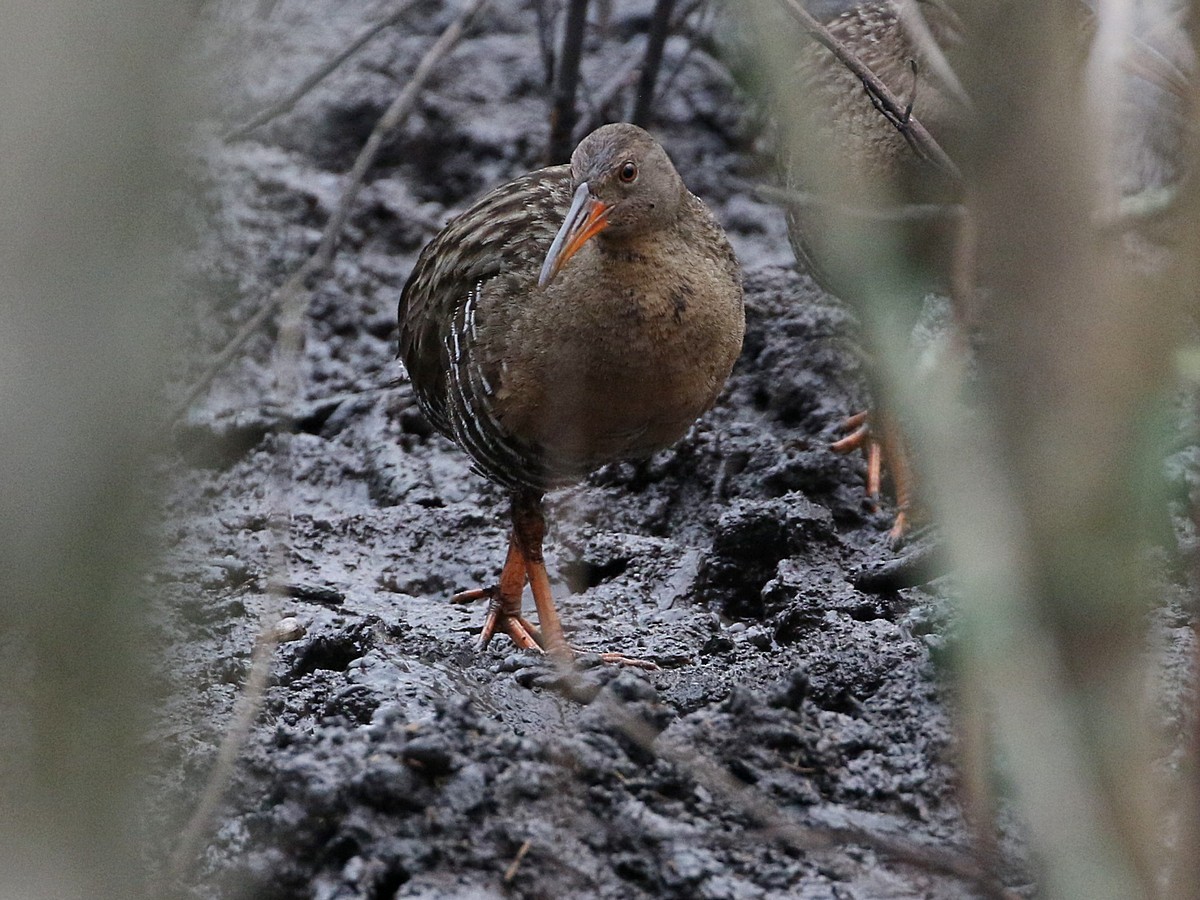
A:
[0, 3, 183, 898]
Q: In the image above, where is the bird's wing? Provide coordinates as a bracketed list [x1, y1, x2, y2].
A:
[397, 165, 572, 436]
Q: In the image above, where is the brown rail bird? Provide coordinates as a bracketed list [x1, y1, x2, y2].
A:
[786, 0, 964, 292]
[398, 123, 744, 663]
[786, 1, 1187, 543]
[782, 1, 966, 542]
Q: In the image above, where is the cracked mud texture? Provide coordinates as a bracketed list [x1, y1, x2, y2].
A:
[149, 1, 1195, 897]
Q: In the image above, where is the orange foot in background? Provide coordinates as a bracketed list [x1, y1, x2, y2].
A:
[451, 492, 658, 670]
[830, 409, 913, 546]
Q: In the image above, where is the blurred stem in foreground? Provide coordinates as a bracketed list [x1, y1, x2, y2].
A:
[742, 0, 1193, 894]
[0, 2, 183, 898]
[1173, 4, 1200, 896]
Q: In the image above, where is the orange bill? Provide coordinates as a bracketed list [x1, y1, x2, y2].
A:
[538, 181, 609, 288]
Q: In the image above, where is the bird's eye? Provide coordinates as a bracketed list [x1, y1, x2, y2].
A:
[618, 161, 638, 183]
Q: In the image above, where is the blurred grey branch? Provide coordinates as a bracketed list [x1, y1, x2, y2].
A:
[895, 0, 972, 110]
[744, 0, 1196, 894]
[167, 0, 489, 428]
[223, 0, 420, 142]
[750, 180, 964, 222]
[0, 2, 184, 898]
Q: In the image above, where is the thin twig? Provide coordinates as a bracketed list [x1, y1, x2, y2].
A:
[631, 0, 677, 126]
[541, 668, 1020, 897]
[503, 838, 532, 883]
[750, 180, 963, 223]
[224, 0, 420, 142]
[754, 176, 1179, 233]
[776, 0, 963, 186]
[894, 0, 973, 112]
[575, 43, 645, 137]
[575, 0, 706, 138]
[547, 0, 591, 163]
[168, 0, 489, 428]
[534, 617, 1016, 895]
[165, 606, 283, 881]
[181, 384, 406, 433]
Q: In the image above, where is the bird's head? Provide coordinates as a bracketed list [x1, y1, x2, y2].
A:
[538, 123, 686, 288]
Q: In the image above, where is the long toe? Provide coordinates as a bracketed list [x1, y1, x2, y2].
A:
[478, 605, 541, 652]
[596, 651, 661, 671]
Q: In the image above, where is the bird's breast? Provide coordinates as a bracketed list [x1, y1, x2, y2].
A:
[490, 235, 743, 474]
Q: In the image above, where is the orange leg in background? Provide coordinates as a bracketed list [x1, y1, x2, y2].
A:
[831, 409, 914, 546]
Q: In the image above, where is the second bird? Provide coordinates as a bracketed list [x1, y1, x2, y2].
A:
[398, 123, 744, 664]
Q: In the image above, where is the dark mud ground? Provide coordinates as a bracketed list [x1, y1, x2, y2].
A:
[151, 1, 1195, 897]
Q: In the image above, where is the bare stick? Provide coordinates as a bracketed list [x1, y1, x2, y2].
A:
[750, 180, 963, 223]
[547, 0, 591, 163]
[539, 633, 1013, 894]
[302, 0, 489, 283]
[631, 0, 676, 126]
[539, 668, 1020, 897]
[895, 0, 973, 111]
[165, 596, 283, 881]
[575, 45, 644, 137]
[224, 0, 420, 142]
[576, 0, 705, 137]
[168, 0, 489, 428]
[776, 0, 963, 186]
[503, 838, 532, 883]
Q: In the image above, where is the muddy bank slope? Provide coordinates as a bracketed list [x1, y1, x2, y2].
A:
[150, 2, 1049, 897]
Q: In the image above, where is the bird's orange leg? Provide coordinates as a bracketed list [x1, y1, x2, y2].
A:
[831, 409, 914, 545]
[451, 534, 541, 652]
[879, 414, 913, 546]
[511, 495, 573, 661]
[517, 501, 659, 668]
[454, 492, 659, 670]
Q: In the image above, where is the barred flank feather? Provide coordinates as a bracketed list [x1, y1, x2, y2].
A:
[398, 166, 574, 490]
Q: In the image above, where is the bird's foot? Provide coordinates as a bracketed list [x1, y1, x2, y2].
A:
[451, 585, 542, 652]
[451, 588, 658, 669]
[831, 408, 914, 548]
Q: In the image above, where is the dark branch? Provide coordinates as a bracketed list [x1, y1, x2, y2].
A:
[631, 0, 677, 126]
[547, 0, 592, 163]
[776, 0, 963, 186]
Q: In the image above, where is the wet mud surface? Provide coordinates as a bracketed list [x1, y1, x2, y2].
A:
[151, 2, 1194, 897]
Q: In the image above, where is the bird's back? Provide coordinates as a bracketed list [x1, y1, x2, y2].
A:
[398, 166, 572, 455]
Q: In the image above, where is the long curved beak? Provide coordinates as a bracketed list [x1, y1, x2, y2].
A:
[538, 182, 609, 288]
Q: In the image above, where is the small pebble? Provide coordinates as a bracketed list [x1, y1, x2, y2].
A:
[274, 617, 306, 642]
